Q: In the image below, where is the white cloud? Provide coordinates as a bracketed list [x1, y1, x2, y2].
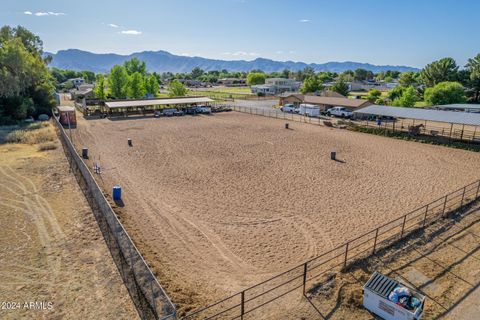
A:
[275, 50, 284, 54]
[120, 30, 142, 35]
[299, 19, 310, 23]
[108, 23, 120, 28]
[223, 51, 258, 57]
[25, 11, 66, 16]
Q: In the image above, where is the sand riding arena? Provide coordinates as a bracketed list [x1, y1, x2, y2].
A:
[69, 111, 480, 316]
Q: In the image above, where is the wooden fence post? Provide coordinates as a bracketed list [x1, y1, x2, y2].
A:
[422, 204, 429, 227]
[372, 228, 379, 254]
[344, 242, 349, 268]
[476, 180, 480, 199]
[442, 195, 448, 217]
[241, 291, 245, 320]
[303, 262, 308, 295]
[400, 215, 407, 238]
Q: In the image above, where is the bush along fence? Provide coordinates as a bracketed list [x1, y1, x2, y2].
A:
[53, 116, 176, 320]
[182, 179, 480, 320]
[230, 106, 480, 146]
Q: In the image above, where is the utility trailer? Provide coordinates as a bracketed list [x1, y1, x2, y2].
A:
[363, 272, 425, 320]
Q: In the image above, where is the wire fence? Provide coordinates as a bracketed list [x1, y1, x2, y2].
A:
[182, 176, 480, 319]
[359, 119, 480, 142]
[53, 116, 176, 320]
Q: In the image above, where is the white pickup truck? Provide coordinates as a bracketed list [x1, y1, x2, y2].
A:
[327, 106, 353, 118]
[280, 104, 297, 113]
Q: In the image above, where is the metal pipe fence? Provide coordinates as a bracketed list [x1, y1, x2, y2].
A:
[183, 178, 480, 319]
[229, 106, 480, 144]
[53, 116, 176, 320]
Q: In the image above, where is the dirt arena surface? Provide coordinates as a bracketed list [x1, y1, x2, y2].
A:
[0, 138, 137, 319]
[71, 112, 480, 314]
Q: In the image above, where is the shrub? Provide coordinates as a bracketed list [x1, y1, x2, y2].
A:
[5, 122, 55, 144]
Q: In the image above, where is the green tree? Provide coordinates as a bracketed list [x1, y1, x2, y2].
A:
[95, 74, 106, 99]
[387, 86, 405, 101]
[366, 89, 382, 102]
[340, 70, 354, 82]
[191, 67, 204, 79]
[128, 72, 146, 98]
[421, 57, 458, 87]
[167, 79, 188, 97]
[466, 53, 480, 102]
[81, 70, 96, 83]
[300, 76, 323, 94]
[108, 65, 129, 98]
[398, 72, 418, 87]
[424, 81, 466, 105]
[331, 78, 349, 97]
[391, 86, 417, 107]
[144, 74, 159, 97]
[246, 72, 266, 85]
[0, 26, 54, 121]
[123, 57, 147, 75]
[354, 68, 371, 81]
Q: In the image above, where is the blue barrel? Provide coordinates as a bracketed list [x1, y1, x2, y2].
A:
[113, 185, 122, 200]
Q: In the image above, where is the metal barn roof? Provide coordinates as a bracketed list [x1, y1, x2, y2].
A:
[354, 105, 480, 126]
[432, 104, 480, 111]
[105, 97, 214, 109]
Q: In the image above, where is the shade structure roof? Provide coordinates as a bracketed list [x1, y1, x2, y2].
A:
[354, 105, 480, 126]
[105, 97, 214, 109]
[57, 106, 75, 112]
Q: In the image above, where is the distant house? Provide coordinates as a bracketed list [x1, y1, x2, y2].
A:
[218, 78, 246, 86]
[279, 93, 372, 111]
[71, 84, 95, 100]
[251, 78, 301, 95]
[68, 78, 85, 88]
[178, 79, 206, 87]
[349, 80, 398, 92]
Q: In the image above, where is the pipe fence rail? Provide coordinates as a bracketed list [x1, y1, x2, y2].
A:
[230, 106, 480, 144]
[53, 116, 176, 320]
[183, 179, 480, 320]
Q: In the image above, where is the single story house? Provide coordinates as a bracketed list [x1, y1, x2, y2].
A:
[279, 93, 372, 111]
[218, 78, 246, 86]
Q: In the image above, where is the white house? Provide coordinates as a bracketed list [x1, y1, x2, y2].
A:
[251, 78, 301, 95]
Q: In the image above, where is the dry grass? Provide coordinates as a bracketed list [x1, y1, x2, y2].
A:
[5, 122, 56, 145]
[38, 141, 58, 151]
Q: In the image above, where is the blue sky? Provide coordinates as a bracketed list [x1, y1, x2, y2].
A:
[2, 0, 480, 68]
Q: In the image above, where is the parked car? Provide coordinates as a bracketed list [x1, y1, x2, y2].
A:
[173, 110, 185, 116]
[154, 110, 164, 117]
[196, 106, 212, 114]
[163, 108, 177, 117]
[185, 107, 198, 115]
[326, 107, 353, 118]
[280, 104, 296, 113]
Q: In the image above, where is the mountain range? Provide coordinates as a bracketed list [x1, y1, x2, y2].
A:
[45, 49, 420, 74]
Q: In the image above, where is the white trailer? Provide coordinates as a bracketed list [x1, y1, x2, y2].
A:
[298, 104, 320, 117]
[363, 272, 425, 320]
